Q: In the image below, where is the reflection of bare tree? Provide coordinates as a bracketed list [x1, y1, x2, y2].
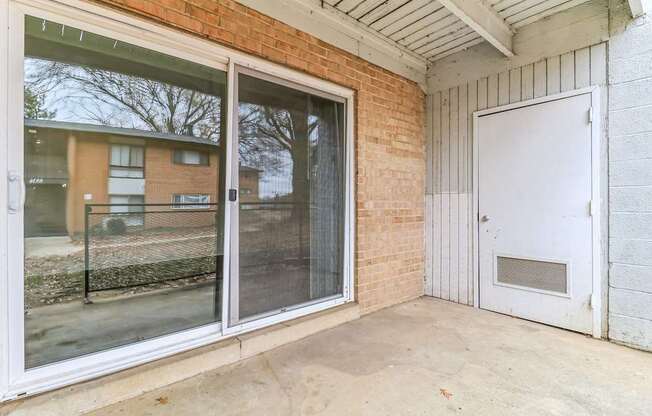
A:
[26, 59, 222, 142]
[26, 58, 323, 201]
[239, 103, 319, 200]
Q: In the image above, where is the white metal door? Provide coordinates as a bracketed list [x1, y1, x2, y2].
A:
[477, 92, 595, 334]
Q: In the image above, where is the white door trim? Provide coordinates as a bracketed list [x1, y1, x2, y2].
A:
[472, 86, 602, 339]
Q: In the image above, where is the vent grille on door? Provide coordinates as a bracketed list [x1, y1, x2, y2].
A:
[496, 256, 568, 294]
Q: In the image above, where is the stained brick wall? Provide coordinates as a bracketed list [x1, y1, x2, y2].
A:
[91, 0, 426, 313]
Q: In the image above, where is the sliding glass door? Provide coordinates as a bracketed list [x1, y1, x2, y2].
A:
[19, 15, 227, 368]
[230, 68, 347, 324]
[2, 1, 351, 396]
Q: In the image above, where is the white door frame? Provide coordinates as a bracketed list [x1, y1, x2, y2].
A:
[472, 86, 602, 339]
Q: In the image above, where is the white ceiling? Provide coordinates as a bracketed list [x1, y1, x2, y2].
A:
[320, 0, 591, 62]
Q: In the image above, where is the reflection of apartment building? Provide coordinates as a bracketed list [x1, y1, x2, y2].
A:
[239, 166, 261, 203]
[25, 119, 260, 237]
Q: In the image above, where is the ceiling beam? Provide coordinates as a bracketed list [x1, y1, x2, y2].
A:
[437, 0, 514, 57]
[627, 0, 647, 17]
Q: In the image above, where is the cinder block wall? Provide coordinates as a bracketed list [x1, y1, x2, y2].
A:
[91, 0, 426, 314]
[607, 0, 652, 350]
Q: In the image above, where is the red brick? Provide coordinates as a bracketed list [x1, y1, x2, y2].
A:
[90, 0, 426, 314]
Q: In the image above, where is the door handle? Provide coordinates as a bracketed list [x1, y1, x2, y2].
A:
[8, 171, 25, 214]
[480, 215, 490, 223]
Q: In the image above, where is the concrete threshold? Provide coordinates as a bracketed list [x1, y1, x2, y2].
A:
[1, 303, 360, 416]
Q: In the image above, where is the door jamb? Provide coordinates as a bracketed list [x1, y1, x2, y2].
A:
[471, 86, 602, 339]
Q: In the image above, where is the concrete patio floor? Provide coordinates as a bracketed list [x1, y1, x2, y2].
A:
[83, 297, 652, 416]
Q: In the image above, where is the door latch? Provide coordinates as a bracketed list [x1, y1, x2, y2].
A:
[228, 189, 238, 202]
[8, 171, 25, 214]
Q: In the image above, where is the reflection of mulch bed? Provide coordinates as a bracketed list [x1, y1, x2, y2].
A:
[25, 255, 217, 309]
[25, 254, 85, 307]
[89, 256, 216, 291]
[25, 218, 311, 309]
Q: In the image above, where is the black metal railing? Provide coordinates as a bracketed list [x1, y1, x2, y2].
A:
[83, 203, 222, 303]
[82, 201, 312, 303]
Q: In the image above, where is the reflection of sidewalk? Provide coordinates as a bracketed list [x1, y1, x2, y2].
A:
[25, 236, 82, 257]
[25, 282, 217, 368]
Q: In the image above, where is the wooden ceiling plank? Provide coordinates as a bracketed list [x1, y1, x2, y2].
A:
[438, 0, 514, 56]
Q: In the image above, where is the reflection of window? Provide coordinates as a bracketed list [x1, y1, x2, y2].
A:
[110, 145, 144, 178]
[173, 194, 210, 209]
[173, 149, 209, 166]
[109, 195, 144, 226]
[240, 188, 252, 195]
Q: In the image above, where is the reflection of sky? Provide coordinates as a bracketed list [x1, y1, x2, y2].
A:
[26, 57, 323, 200]
[244, 115, 319, 199]
[26, 59, 115, 126]
[25, 58, 222, 142]
[258, 156, 292, 199]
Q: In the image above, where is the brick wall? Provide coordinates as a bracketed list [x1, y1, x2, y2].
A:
[145, 142, 219, 206]
[67, 134, 110, 234]
[91, 0, 426, 313]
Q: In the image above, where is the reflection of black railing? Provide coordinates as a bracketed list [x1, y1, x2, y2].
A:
[82, 201, 311, 303]
[83, 203, 221, 304]
[239, 201, 309, 266]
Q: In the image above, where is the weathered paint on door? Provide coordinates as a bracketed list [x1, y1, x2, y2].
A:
[477, 93, 594, 334]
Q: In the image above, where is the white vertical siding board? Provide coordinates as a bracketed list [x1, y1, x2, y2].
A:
[425, 95, 434, 297]
[509, 68, 522, 103]
[458, 194, 470, 304]
[498, 71, 510, 106]
[488, 74, 499, 108]
[441, 90, 451, 300]
[575, 47, 591, 89]
[459, 84, 469, 305]
[425, 193, 433, 296]
[560, 51, 575, 91]
[590, 43, 608, 86]
[522, 63, 534, 100]
[533, 60, 547, 98]
[547, 55, 561, 94]
[426, 94, 434, 195]
[478, 77, 488, 110]
[432, 92, 442, 298]
[449, 87, 460, 304]
[467, 80, 478, 306]
[458, 84, 468, 193]
[432, 93, 441, 297]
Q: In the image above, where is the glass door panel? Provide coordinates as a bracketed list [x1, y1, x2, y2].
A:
[22, 15, 227, 368]
[233, 70, 346, 323]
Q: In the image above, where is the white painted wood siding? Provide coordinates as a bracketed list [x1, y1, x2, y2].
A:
[425, 43, 607, 305]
